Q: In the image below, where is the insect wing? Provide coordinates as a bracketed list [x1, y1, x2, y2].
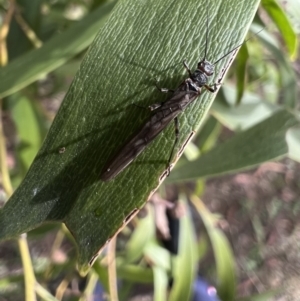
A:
[100, 99, 188, 181]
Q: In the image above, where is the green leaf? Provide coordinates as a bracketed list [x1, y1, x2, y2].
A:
[213, 86, 278, 131]
[261, 0, 298, 59]
[35, 282, 60, 301]
[197, 234, 209, 261]
[153, 266, 168, 301]
[196, 115, 221, 153]
[253, 23, 298, 108]
[125, 206, 155, 263]
[169, 197, 197, 301]
[183, 141, 201, 161]
[7, 0, 43, 59]
[168, 110, 299, 182]
[235, 43, 249, 104]
[144, 241, 171, 271]
[191, 196, 236, 301]
[116, 264, 153, 283]
[284, 0, 300, 34]
[9, 94, 44, 174]
[286, 126, 300, 162]
[0, 1, 116, 98]
[0, 0, 260, 274]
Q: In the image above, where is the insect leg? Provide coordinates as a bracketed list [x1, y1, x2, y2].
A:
[167, 117, 180, 175]
[132, 80, 176, 112]
[183, 60, 193, 77]
[148, 80, 175, 111]
[131, 103, 150, 110]
[204, 83, 221, 93]
[155, 80, 175, 94]
[133, 102, 164, 112]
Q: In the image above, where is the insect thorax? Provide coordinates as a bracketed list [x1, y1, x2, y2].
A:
[191, 69, 208, 87]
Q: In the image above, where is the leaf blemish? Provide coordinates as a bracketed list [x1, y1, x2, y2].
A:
[59, 147, 66, 154]
[124, 208, 139, 224]
[177, 131, 195, 157]
[159, 168, 172, 182]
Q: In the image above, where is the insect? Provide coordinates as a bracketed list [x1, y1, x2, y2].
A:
[100, 24, 249, 182]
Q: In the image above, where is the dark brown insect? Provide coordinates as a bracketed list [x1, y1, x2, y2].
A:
[100, 22, 251, 181]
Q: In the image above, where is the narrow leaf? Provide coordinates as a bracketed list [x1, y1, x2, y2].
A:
[168, 110, 299, 182]
[169, 197, 197, 301]
[235, 43, 249, 105]
[261, 0, 298, 59]
[191, 196, 236, 301]
[0, 1, 116, 98]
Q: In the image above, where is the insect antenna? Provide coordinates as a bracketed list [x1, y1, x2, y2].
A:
[213, 27, 265, 65]
[203, 2, 209, 61]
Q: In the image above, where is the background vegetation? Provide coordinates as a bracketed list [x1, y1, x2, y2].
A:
[0, 0, 299, 300]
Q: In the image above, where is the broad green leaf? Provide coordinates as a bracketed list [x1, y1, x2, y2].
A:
[0, 1, 116, 98]
[0, 0, 260, 274]
[213, 86, 279, 131]
[168, 110, 299, 182]
[191, 196, 236, 301]
[169, 197, 197, 301]
[261, 0, 298, 59]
